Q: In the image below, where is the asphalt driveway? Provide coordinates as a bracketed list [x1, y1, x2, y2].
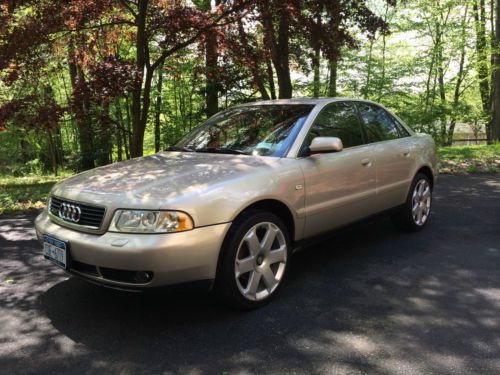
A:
[1, 174, 499, 374]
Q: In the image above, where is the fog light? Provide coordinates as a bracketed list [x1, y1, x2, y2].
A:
[134, 271, 153, 284]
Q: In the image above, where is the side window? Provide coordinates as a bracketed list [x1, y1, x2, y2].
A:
[390, 115, 411, 137]
[304, 102, 364, 150]
[357, 103, 403, 143]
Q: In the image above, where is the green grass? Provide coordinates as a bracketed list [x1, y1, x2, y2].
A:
[0, 172, 72, 215]
[438, 143, 500, 174]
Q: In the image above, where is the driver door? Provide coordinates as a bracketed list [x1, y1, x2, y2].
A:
[298, 102, 377, 238]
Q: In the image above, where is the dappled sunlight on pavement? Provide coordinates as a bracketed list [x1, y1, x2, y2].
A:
[0, 174, 499, 374]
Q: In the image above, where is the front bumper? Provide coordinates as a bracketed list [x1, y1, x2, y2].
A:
[35, 211, 231, 289]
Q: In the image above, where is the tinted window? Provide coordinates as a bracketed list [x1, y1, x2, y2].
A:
[175, 104, 313, 157]
[391, 115, 410, 137]
[357, 103, 404, 143]
[304, 102, 364, 150]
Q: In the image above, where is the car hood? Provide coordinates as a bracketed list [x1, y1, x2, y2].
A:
[52, 152, 280, 205]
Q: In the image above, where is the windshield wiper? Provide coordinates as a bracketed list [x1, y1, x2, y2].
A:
[165, 145, 195, 152]
[195, 147, 249, 155]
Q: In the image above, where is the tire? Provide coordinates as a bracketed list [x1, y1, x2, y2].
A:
[214, 210, 291, 309]
[391, 172, 433, 232]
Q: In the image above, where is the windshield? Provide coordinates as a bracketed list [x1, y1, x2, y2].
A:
[173, 104, 314, 157]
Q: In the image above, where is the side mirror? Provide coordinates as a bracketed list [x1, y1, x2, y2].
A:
[309, 137, 343, 154]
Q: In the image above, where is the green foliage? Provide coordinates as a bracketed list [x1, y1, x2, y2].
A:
[7, 159, 45, 176]
[0, 130, 57, 174]
[438, 144, 500, 174]
[0, 172, 72, 214]
[0, 0, 498, 181]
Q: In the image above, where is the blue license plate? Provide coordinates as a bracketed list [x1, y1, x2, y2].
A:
[43, 235, 68, 269]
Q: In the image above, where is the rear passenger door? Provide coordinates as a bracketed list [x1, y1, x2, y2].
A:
[355, 102, 416, 210]
[298, 101, 378, 238]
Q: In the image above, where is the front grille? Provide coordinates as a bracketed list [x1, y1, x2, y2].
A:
[49, 196, 106, 229]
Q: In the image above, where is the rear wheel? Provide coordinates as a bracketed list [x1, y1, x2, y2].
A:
[214, 210, 291, 309]
[391, 173, 432, 232]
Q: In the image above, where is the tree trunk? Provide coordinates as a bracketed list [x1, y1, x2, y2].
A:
[474, 0, 491, 139]
[20, 138, 30, 163]
[68, 40, 94, 170]
[130, 0, 148, 158]
[437, 30, 448, 143]
[261, 5, 293, 99]
[136, 68, 154, 155]
[114, 97, 127, 162]
[328, 57, 338, 97]
[205, 22, 219, 117]
[377, 34, 387, 101]
[266, 56, 276, 100]
[54, 125, 64, 166]
[276, 11, 292, 99]
[447, 7, 469, 146]
[363, 39, 374, 99]
[424, 49, 436, 110]
[95, 99, 112, 166]
[154, 63, 164, 152]
[491, 0, 500, 141]
[42, 85, 64, 169]
[312, 46, 320, 98]
[115, 99, 123, 162]
[46, 130, 58, 175]
[376, 4, 389, 102]
[312, 13, 321, 98]
[237, 18, 270, 100]
[124, 95, 132, 159]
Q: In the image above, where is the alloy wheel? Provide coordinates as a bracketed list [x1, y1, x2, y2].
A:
[412, 179, 431, 226]
[234, 222, 287, 301]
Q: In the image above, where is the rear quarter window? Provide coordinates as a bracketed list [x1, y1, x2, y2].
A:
[357, 103, 408, 143]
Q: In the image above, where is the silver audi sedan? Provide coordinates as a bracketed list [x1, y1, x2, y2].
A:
[35, 98, 437, 308]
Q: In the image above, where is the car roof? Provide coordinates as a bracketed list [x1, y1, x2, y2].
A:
[235, 97, 379, 107]
[232, 97, 415, 137]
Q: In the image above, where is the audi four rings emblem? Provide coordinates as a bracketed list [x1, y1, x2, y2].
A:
[58, 203, 82, 222]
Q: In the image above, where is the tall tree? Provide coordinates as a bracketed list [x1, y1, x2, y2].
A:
[202, 0, 222, 117]
[328, 57, 338, 97]
[311, 13, 322, 98]
[124, 0, 248, 156]
[258, 0, 390, 99]
[259, 1, 293, 99]
[447, 6, 470, 145]
[491, 0, 500, 141]
[473, 0, 492, 139]
[229, 17, 271, 100]
[154, 63, 164, 153]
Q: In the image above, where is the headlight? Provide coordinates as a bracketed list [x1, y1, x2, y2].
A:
[109, 210, 194, 233]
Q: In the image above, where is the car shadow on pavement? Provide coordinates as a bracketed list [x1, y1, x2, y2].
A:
[1, 175, 500, 374]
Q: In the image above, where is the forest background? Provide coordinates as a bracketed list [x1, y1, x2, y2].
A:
[0, 0, 499, 213]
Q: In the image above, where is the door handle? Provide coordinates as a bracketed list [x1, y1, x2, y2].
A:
[361, 158, 372, 166]
[402, 149, 410, 157]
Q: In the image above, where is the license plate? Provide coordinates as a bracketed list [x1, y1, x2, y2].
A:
[43, 235, 68, 269]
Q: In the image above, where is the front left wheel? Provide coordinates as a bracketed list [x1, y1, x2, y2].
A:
[214, 210, 291, 309]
